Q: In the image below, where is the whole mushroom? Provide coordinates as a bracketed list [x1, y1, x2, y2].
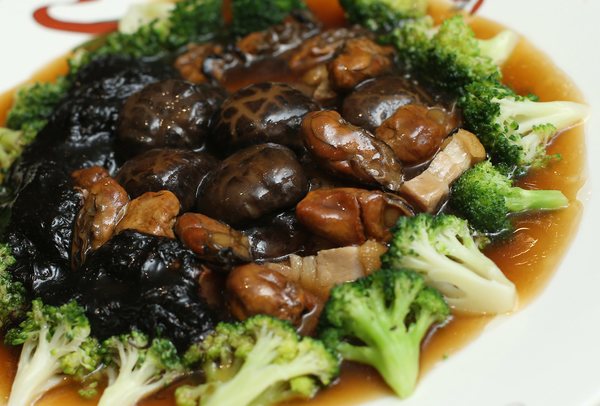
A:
[117, 79, 226, 157]
[116, 148, 218, 211]
[196, 143, 308, 226]
[210, 82, 319, 154]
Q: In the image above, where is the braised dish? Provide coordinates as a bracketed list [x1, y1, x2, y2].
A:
[0, 0, 588, 405]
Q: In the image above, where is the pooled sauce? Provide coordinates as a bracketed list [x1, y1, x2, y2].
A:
[0, 0, 586, 405]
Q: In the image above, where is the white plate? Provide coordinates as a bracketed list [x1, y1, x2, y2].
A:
[1, 1, 599, 405]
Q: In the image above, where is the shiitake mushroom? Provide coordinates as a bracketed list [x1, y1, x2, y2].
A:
[116, 148, 218, 211]
[196, 143, 308, 226]
[117, 79, 226, 157]
[8, 56, 177, 181]
[210, 82, 319, 154]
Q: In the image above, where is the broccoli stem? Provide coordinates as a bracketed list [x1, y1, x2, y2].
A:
[8, 324, 75, 406]
[397, 238, 516, 313]
[336, 310, 436, 398]
[0, 129, 23, 169]
[333, 292, 432, 398]
[497, 98, 589, 135]
[478, 30, 519, 66]
[505, 188, 568, 213]
[98, 352, 166, 406]
[202, 333, 325, 406]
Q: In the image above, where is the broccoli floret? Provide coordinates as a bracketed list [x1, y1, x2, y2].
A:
[0, 128, 27, 178]
[381, 214, 517, 314]
[460, 80, 589, 169]
[98, 331, 185, 406]
[4, 299, 101, 406]
[0, 244, 26, 331]
[118, 2, 176, 34]
[390, 15, 518, 92]
[5, 77, 69, 140]
[339, 0, 428, 32]
[451, 160, 569, 234]
[71, 0, 223, 71]
[319, 268, 448, 399]
[175, 315, 339, 406]
[231, 0, 306, 37]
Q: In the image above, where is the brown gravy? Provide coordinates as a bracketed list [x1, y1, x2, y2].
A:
[0, 1, 586, 405]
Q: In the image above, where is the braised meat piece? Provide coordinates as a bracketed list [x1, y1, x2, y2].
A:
[400, 129, 486, 212]
[301, 110, 404, 191]
[265, 240, 387, 299]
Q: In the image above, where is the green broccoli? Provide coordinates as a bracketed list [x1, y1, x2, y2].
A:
[98, 331, 185, 406]
[4, 299, 101, 406]
[6, 77, 68, 137]
[231, 0, 306, 37]
[459, 80, 589, 170]
[339, 0, 428, 32]
[390, 15, 518, 92]
[451, 160, 568, 234]
[118, 2, 176, 35]
[319, 268, 449, 399]
[381, 214, 517, 314]
[71, 0, 223, 71]
[0, 128, 27, 178]
[1, 76, 69, 173]
[0, 244, 26, 331]
[4, 76, 69, 147]
[175, 315, 339, 406]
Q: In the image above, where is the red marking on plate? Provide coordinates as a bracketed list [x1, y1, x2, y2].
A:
[470, 0, 485, 14]
[33, 0, 118, 34]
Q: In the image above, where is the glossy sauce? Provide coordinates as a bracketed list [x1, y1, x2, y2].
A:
[0, 1, 586, 405]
